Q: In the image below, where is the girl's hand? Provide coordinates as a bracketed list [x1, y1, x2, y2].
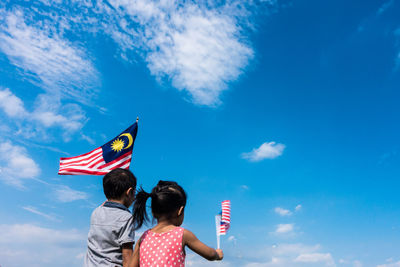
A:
[183, 229, 223, 261]
[216, 249, 224, 260]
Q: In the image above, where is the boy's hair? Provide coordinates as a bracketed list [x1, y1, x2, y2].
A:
[133, 180, 187, 229]
[103, 168, 137, 199]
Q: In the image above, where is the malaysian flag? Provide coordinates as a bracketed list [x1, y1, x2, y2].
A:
[216, 200, 231, 237]
[58, 122, 138, 175]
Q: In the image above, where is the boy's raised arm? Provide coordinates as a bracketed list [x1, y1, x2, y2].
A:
[183, 229, 223, 261]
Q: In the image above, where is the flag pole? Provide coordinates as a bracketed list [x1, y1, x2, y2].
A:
[215, 215, 220, 249]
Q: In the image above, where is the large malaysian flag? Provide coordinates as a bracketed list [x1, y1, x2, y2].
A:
[58, 121, 138, 175]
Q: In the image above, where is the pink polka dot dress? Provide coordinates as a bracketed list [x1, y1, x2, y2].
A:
[139, 227, 185, 267]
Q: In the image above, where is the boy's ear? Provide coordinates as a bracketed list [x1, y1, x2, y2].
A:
[177, 206, 184, 216]
[126, 187, 134, 196]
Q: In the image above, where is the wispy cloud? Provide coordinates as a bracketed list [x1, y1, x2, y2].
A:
[100, 1, 259, 106]
[338, 259, 363, 267]
[22, 206, 60, 222]
[242, 141, 285, 162]
[241, 185, 250, 190]
[2, 1, 275, 107]
[395, 28, 400, 71]
[31, 94, 87, 140]
[227, 235, 237, 246]
[275, 223, 294, 234]
[0, 223, 86, 266]
[274, 207, 292, 216]
[0, 88, 27, 118]
[294, 253, 335, 266]
[186, 252, 233, 267]
[0, 9, 100, 104]
[0, 223, 84, 244]
[0, 141, 40, 188]
[0, 88, 87, 141]
[377, 260, 400, 267]
[377, 0, 394, 16]
[242, 243, 336, 267]
[54, 185, 89, 203]
[274, 205, 302, 216]
[271, 243, 321, 256]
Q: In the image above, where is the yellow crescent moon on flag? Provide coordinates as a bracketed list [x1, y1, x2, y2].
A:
[119, 133, 133, 149]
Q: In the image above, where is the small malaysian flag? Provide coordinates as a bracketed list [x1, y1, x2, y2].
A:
[215, 200, 231, 248]
[219, 200, 231, 235]
[58, 121, 138, 175]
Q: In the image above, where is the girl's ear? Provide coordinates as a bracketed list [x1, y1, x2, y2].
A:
[177, 206, 184, 216]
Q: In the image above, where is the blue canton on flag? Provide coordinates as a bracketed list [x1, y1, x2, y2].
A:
[101, 123, 138, 163]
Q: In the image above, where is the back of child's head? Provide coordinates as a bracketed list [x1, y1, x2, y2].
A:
[103, 168, 137, 200]
[133, 180, 187, 229]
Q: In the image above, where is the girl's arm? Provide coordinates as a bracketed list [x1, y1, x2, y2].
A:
[183, 229, 223, 261]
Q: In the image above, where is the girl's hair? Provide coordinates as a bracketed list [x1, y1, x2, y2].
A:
[133, 180, 187, 230]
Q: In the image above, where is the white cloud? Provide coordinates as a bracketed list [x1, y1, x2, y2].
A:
[54, 185, 89, 203]
[0, 223, 83, 244]
[1, 1, 275, 107]
[31, 94, 87, 139]
[294, 253, 335, 266]
[241, 185, 250, 190]
[242, 141, 285, 162]
[146, 7, 253, 106]
[186, 252, 233, 267]
[377, 261, 400, 267]
[272, 243, 321, 256]
[0, 9, 97, 143]
[80, 133, 95, 145]
[0, 223, 86, 267]
[0, 9, 99, 104]
[394, 28, 400, 71]
[22, 206, 60, 222]
[0, 141, 40, 188]
[227, 235, 237, 245]
[0, 88, 27, 118]
[242, 243, 335, 267]
[228, 235, 236, 241]
[295, 204, 302, 212]
[0, 88, 87, 141]
[274, 207, 292, 216]
[377, 0, 394, 16]
[275, 224, 294, 234]
[101, 1, 256, 106]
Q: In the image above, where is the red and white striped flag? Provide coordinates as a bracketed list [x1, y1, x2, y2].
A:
[215, 200, 231, 249]
[58, 122, 138, 175]
[219, 200, 231, 235]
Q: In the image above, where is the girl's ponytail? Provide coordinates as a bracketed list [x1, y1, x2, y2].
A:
[132, 186, 151, 230]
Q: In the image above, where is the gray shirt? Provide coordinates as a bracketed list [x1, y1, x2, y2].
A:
[84, 201, 135, 267]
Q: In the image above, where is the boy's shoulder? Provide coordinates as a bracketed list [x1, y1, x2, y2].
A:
[91, 201, 132, 224]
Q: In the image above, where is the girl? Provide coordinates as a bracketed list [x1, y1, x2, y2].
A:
[129, 180, 223, 267]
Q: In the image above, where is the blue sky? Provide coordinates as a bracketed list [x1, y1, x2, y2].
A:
[0, 0, 400, 266]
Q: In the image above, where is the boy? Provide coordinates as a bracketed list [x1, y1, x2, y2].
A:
[84, 168, 137, 267]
